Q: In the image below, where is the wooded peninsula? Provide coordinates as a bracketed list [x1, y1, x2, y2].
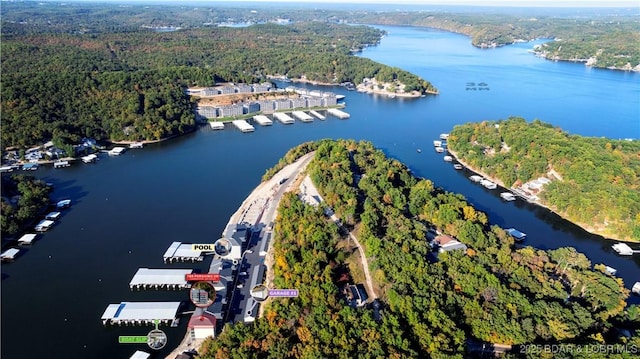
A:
[447, 117, 640, 242]
[202, 139, 638, 358]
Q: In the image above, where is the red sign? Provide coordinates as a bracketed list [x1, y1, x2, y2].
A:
[186, 273, 220, 282]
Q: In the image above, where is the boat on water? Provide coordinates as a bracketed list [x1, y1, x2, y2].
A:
[633, 282, 640, 295]
[469, 175, 483, 182]
[500, 192, 516, 201]
[480, 179, 497, 189]
[433, 140, 442, 147]
[56, 199, 71, 209]
[443, 156, 453, 162]
[417, 148, 422, 153]
[453, 164, 463, 170]
[506, 228, 526, 242]
[129, 142, 144, 149]
[440, 133, 450, 140]
[435, 147, 444, 153]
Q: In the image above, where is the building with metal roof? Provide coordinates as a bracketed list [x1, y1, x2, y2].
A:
[129, 268, 193, 290]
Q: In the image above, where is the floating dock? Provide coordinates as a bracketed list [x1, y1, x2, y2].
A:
[292, 111, 314, 122]
[310, 110, 326, 120]
[163, 241, 205, 263]
[633, 282, 640, 295]
[45, 211, 61, 221]
[273, 112, 295, 124]
[129, 142, 143, 149]
[82, 154, 98, 163]
[327, 108, 350, 119]
[209, 121, 225, 130]
[56, 199, 71, 209]
[129, 268, 193, 290]
[1, 248, 20, 261]
[253, 115, 273, 126]
[480, 179, 497, 189]
[506, 228, 526, 242]
[108, 147, 126, 156]
[500, 192, 516, 201]
[101, 302, 182, 326]
[53, 160, 70, 168]
[34, 219, 55, 232]
[232, 120, 255, 133]
[612, 243, 637, 256]
[18, 234, 37, 245]
[129, 351, 150, 359]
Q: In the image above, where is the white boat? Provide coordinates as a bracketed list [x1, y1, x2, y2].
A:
[506, 228, 526, 241]
[435, 146, 444, 153]
[632, 282, 640, 295]
[440, 133, 450, 140]
[108, 147, 126, 156]
[481, 179, 497, 189]
[443, 156, 453, 162]
[453, 164, 463, 170]
[604, 265, 617, 276]
[82, 154, 98, 163]
[129, 142, 144, 149]
[500, 192, 516, 201]
[433, 140, 442, 147]
[469, 175, 483, 182]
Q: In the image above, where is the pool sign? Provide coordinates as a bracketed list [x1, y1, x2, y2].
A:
[268, 289, 298, 297]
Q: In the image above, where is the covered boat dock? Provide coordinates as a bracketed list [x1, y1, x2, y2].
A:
[163, 241, 205, 263]
[101, 301, 182, 326]
[129, 268, 193, 290]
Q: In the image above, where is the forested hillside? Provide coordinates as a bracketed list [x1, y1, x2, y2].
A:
[201, 140, 638, 358]
[1, 4, 435, 148]
[448, 117, 640, 241]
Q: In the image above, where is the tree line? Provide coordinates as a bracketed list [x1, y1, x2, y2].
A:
[447, 117, 640, 241]
[201, 139, 638, 358]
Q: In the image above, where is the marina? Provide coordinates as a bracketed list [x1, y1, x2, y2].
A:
[506, 228, 527, 242]
[291, 111, 314, 122]
[100, 301, 182, 326]
[327, 108, 350, 119]
[273, 112, 295, 124]
[129, 268, 193, 290]
[163, 241, 206, 263]
[310, 110, 326, 120]
[209, 121, 225, 130]
[231, 120, 255, 133]
[500, 192, 516, 201]
[252, 115, 273, 126]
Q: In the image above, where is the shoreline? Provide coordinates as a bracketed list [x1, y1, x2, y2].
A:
[446, 147, 636, 244]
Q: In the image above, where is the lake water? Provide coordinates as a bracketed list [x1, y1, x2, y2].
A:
[1, 25, 639, 359]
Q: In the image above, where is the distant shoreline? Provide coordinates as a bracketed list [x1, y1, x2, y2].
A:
[446, 147, 635, 244]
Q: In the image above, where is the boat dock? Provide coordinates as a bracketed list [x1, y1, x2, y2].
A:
[45, 211, 61, 220]
[292, 111, 314, 122]
[129, 142, 144, 149]
[108, 147, 126, 156]
[252, 115, 273, 126]
[327, 108, 350, 119]
[34, 219, 55, 232]
[18, 233, 37, 245]
[163, 241, 206, 263]
[209, 121, 225, 130]
[612, 243, 639, 256]
[82, 154, 98, 163]
[500, 192, 516, 201]
[310, 110, 325, 120]
[273, 112, 295, 124]
[633, 282, 640, 295]
[129, 351, 150, 359]
[506, 228, 526, 242]
[53, 160, 70, 168]
[101, 301, 182, 326]
[1, 248, 20, 262]
[231, 120, 255, 133]
[129, 268, 193, 290]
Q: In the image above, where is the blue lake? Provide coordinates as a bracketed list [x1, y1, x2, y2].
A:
[1, 25, 639, 359]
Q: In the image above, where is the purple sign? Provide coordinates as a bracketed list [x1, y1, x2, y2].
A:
[268, 289, 299, 297]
